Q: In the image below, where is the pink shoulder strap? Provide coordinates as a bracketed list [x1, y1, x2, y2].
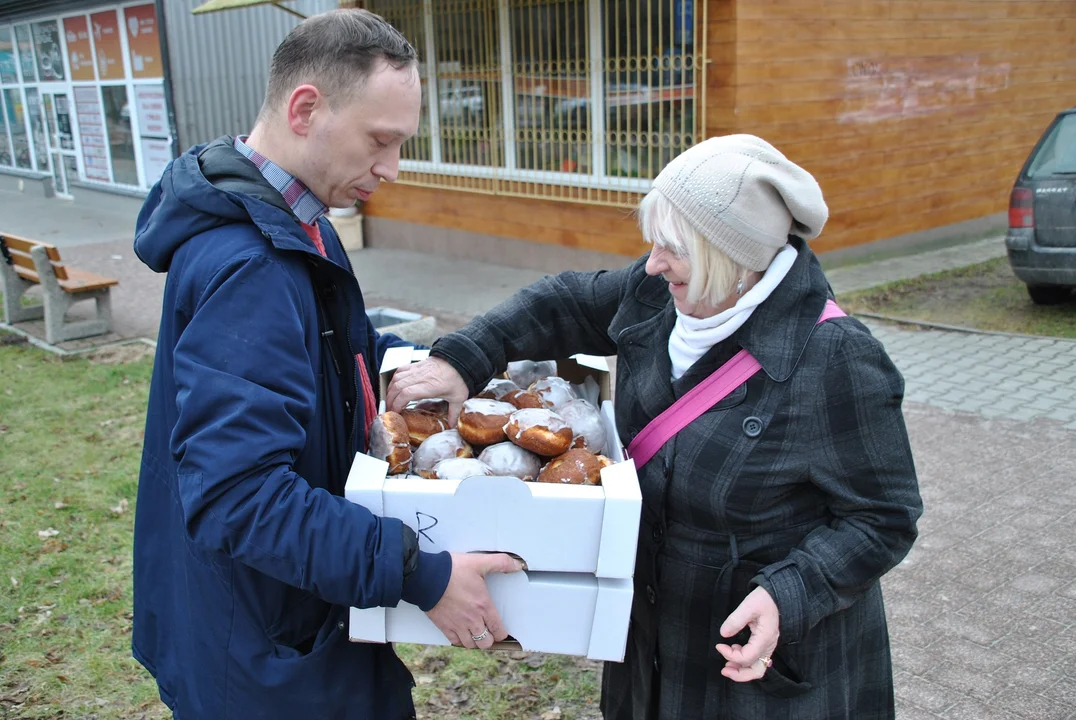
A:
[626, 300, 845, 470]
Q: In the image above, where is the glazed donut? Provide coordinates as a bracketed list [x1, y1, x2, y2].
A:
[368, 412, 412, 475]
[478, 442, 542, 482]
[506, 360, 557, 390]
[558, 398, 607, 454]
[537, 448, 612, 485]
[428, 457, 494, 480]
[407, 398, 449, 422]
[412, 429, 473, 475]
[502, 389, 544, 410]
[529, 376, 577, 411]
[503, 408, 573, 457]
[457, 399, 517, 447]
[399, 408, 448, 446]
[476, 378, 519, 400]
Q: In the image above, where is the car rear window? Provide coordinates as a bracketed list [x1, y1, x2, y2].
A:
[1027, 114, 1076, 177]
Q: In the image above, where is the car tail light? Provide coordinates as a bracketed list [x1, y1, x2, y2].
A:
[1008, 187, 1034, 229]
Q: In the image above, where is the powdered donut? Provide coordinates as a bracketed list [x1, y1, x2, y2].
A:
[408, 398, 449, 422]
[529, 376, 577, 411]
[503, 408, 573, 457]
[428, 457, 494, 480]
[399, 408, 448, 447]
[476, 378, 520, 400]
[478, 442, 542, 482]
[368, 412, 412, 475]
[507, 360, 557, 390]
[558, 398, 607, 454]
[537, 448, 611, 485]
[503, 389, 544, 410]
[412, 429, 474, 475]
[457, 398, 517, 446]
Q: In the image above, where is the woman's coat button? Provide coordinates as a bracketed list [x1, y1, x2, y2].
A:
[742, 416, 763, 438]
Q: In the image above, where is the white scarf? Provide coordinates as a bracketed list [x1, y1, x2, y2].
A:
[668, 245, 799, 380]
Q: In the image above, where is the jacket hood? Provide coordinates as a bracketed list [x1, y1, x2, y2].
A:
[133, 136, 309, 272]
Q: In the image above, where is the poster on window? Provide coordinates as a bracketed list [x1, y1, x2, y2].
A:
[31, 21, 64, 81]
[140, 137, 172, 185]
[0, 26, 17, 84]
[124, 4, 162, 79]
[63, 16, 95, 82]
[90, 10, 124, 80]
[134, 84, 168, 137]
[14, 25, 35, 82]
[74, 85, 109, 181]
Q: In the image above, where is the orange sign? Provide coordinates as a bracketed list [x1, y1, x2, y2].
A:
[90, 10, 124, 80]
[124, 4, 163, 79]
[63, 16, 95, 81]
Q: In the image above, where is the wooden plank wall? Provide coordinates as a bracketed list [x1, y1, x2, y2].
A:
[365, 0, 1076, 257]
[364, 184, 648, 257]
[724, 0, 1076, 253]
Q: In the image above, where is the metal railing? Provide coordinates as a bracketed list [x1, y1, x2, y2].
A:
[369, 0, 706, 207]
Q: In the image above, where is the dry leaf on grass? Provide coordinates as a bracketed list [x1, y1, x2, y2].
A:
[10, 576, 18, 588]
[110, 499, 129, 515]
[541, 708, 563, 720]
[37, 528, 59, 539]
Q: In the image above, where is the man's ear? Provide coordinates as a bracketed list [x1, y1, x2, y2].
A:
[286, 84, 322, 137]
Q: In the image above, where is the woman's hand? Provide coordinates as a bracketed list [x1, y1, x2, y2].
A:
[386, 357, 469, 425]
[715, 586, 780, 682]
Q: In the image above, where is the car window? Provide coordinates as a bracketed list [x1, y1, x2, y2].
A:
[1027, 114, 1076, 177]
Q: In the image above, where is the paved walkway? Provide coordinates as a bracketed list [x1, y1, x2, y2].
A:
[826, 237, 1008, 294]
[863, 320, 1076, 430]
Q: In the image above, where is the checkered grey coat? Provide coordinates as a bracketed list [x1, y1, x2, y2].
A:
[430, 239, 922, 720]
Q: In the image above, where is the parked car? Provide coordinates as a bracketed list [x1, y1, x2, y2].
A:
[1005, 106, 1076, 304]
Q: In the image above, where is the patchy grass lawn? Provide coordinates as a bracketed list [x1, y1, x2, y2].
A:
[838, 257, 1076, 339]
[0, 337, 602, 720]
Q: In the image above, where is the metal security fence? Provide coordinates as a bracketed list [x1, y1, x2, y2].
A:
[369, 0, 706, 207]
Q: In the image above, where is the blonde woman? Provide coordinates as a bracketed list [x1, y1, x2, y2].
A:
[388, 134, 922, 720]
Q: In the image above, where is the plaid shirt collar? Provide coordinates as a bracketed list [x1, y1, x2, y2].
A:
[233, 135, 328, 225]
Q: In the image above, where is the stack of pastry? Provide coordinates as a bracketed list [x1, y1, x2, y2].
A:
[366, 361, 612, 484]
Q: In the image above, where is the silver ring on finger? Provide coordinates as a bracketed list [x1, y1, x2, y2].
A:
[471, 629, 489, 642]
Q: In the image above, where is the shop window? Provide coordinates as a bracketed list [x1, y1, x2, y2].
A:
[31, 20, 64, 82]
[369, 0, 703, 207]
[0, 26, 17, 84]
[14, 25, 35, 83]
[0, 93, 10, 166]
[4, 88, 30, 169]
[102, 85, 137, 186]
[25, 88, 48, 171]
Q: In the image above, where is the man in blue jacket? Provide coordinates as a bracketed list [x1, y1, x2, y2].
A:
[131, 10, 521, 719]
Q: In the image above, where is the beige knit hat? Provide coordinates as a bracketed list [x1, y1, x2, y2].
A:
[651, 134, 829, 271]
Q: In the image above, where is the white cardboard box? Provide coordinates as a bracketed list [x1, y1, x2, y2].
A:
[346, 351, 641, 660]
[349, 572, 635, 661]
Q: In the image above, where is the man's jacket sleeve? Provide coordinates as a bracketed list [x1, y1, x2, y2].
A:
[170, 254, 450, 611]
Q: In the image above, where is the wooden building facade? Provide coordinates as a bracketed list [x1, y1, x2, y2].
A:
[362, 0, 1076, 269]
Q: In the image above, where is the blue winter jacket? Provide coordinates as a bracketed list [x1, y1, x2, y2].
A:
[131, 137, 452, 719]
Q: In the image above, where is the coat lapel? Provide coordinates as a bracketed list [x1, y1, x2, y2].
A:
[732, 237, 833, 383]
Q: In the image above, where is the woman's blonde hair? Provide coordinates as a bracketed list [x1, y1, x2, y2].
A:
[636, 189, 749, 308]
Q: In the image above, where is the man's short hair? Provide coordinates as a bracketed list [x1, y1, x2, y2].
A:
[260, 9, 417, 117]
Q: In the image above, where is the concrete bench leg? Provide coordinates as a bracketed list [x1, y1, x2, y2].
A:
[29, 245, 114, 344]
[1, 260, 45, 324]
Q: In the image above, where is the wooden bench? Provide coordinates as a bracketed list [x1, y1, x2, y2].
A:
[0, 232, 118, 344]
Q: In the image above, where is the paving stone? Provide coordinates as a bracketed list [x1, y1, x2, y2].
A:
[895, 673, 964, 713]
[987, 683, 1073, 719]
[941, 699, 1021, 720]
[930, 663, 1005, 703]
[933, 637, 1009, 675]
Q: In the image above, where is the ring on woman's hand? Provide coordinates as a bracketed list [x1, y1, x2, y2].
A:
[471, 630, 489, 642]
[758, 656, 773, 669]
